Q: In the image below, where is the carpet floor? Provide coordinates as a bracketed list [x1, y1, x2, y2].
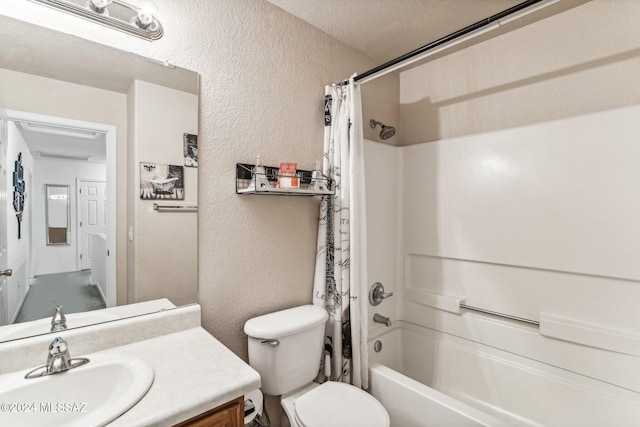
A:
[14, 270, 106, 323]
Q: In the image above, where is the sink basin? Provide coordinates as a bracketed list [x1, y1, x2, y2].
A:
[0, 352, 154, 426]
[0, 311, 120, 342]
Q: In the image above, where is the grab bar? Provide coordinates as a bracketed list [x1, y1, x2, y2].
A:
[459, 303, 539, 326]
[153, 203, 198, 211]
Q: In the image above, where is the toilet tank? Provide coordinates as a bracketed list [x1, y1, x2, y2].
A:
[244, 305, 328, 396]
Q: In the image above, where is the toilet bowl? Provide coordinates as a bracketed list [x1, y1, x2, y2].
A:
[282, 381, 389, 427]
[244, 305, 389, 427]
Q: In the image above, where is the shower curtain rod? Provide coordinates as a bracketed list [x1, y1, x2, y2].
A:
[341, 0, 550, 85]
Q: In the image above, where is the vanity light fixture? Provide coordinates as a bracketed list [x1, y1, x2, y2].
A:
[29, 0, 163, 41]
[87, 0, 112, 15]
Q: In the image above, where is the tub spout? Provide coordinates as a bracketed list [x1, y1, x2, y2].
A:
[373, 313, 392, 327]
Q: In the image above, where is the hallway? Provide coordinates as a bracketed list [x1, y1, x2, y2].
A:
[14, 270, 105, 323]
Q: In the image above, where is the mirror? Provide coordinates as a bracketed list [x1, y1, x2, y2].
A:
[45, 185, 70, 245]
[0, 15, 199, 342]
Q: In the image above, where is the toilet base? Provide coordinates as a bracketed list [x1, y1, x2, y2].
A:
[244, 389, 264, 425]
[280, 382, 320, 427]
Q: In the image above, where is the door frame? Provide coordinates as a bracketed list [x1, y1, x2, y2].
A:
[7, 110, 117, 308]
[0, 108, 8, 325]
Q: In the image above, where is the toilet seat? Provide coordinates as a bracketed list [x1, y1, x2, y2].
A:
[294, 381, 389, 427]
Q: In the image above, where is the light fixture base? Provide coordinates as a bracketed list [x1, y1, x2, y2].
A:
[30, 0, 164, 41]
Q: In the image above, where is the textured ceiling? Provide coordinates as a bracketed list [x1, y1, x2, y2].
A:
[265, 0, 523, 63]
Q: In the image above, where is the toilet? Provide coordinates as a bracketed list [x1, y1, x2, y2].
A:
[244, 305, 389, 427]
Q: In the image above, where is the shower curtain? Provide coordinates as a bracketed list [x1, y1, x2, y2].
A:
[313, 76, 369, 389]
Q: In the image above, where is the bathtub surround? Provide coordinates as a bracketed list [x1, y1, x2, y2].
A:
[313, 78, 369, 388]
[358, 1, 640, 424]
[364, 105, 640, 424]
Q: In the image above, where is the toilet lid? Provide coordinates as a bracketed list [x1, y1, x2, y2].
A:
[295, 382, 389, 427]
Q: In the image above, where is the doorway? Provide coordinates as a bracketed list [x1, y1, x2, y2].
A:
[4, 110, 116, 325]
[78, 179, 107, 271]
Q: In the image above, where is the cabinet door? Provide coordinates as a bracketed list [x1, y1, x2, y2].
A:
[174, 396, 244, 427]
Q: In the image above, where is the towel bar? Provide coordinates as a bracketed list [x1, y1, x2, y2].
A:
[153, 203, 197, 211]
[459, 303, 539, 326]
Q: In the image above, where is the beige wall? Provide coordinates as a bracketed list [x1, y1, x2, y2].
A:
[0, 67, 128, 304]
[361, 72, 401, 145]
[128, 80, 198, 306]
[399, 0, 640, 144]
[0, 0, 379, 360]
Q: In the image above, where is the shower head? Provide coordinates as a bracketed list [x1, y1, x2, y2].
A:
[370, 119, 396, 140]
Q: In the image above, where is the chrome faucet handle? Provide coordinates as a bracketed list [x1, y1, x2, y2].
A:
[369, 282, 394, 306]
[25, 337, 90, 379]
[51, 305, 67, 332]
[47, 337, 71, 374]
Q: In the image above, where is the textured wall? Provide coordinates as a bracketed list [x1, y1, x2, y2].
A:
[0, 1, 379, 360]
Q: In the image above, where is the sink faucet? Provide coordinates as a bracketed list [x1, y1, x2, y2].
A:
[24, 337, 90, 379]
[373, 313, 392, 327]
[47, 337, 72, 374]
[50, 305, 67, 332]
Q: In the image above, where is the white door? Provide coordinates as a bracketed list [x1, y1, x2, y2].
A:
[0, 113, 10, 325]
[79, 180, 107, 271]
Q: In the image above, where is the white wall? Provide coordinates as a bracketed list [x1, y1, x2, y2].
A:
[364, 139, 402, 331]
[6, 122, 33, 322]
[128, 80, 198, 307]
[33, 159, 106, 275]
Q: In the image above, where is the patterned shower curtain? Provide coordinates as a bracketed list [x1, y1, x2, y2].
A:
[313, 76, 369, 389]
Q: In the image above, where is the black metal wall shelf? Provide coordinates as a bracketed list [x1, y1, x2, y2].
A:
[236, 163, 334, 196]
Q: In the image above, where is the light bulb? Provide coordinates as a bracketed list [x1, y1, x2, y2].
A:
[87, 0, 112, 14]
[134, 0, 159, 30]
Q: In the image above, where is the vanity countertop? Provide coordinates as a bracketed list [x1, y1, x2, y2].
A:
[0, 304, 258, 426]
[106, 326, 260, 426]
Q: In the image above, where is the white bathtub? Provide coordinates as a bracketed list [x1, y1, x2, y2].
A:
[367, 322, 640, 427]
[369, 363, 508, 427]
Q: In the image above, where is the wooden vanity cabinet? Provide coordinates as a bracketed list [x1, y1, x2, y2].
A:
[174, 396, 244, 427]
